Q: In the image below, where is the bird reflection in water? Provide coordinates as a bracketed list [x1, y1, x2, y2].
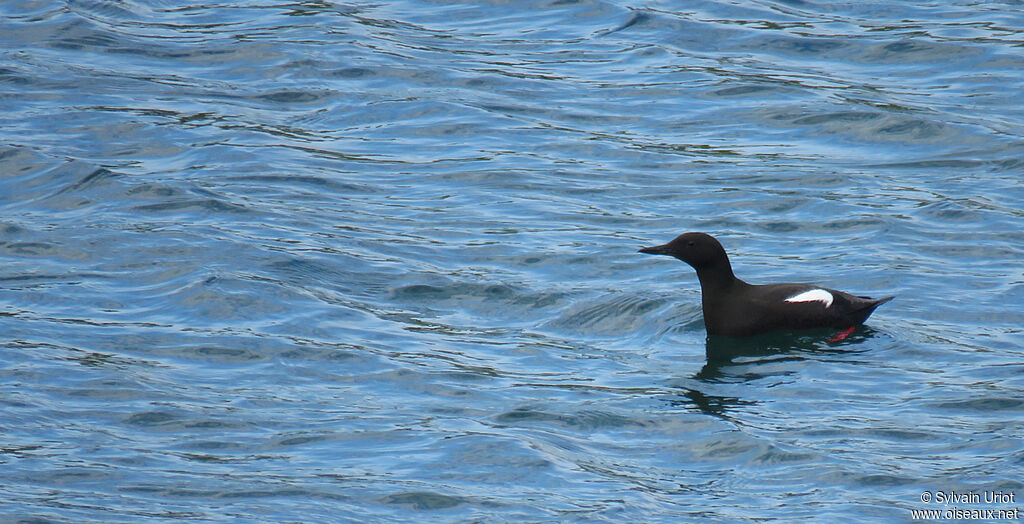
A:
[670, 327, 879, 418]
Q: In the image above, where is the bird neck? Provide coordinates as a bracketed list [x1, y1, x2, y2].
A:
[694, 260, 740, 293]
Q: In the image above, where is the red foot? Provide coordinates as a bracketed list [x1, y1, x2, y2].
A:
[829, 326, 856, 343]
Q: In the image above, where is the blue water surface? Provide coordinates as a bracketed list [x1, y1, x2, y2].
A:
[1, 0, 1023, 521]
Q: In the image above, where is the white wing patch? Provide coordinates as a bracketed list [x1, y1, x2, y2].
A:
[785, 289, 834, 308]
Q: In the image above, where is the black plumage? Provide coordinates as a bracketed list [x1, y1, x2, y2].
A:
[639, 232, 893, 338]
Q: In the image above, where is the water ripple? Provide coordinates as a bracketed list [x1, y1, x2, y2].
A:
[1, 0, 1023, 521]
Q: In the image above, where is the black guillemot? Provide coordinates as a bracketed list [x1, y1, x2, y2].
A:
[639, 232, 893, 341]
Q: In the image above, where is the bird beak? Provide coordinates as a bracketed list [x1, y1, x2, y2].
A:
[638, 243, 671, 255]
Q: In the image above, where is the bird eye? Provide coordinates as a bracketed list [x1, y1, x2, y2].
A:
[687, 241, 695, 247]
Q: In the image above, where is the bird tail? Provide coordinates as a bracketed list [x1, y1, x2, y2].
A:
[868, 296, 895, 309]
[850, 295, 893, 324]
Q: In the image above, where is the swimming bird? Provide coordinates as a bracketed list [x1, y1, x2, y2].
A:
[639, 232, 892, 341]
